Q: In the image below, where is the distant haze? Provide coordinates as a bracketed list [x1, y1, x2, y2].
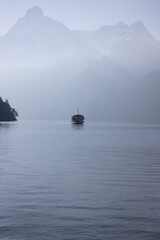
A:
[0, 4, 160, 123]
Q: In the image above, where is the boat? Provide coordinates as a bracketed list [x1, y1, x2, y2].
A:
[71, 109, 85, 124]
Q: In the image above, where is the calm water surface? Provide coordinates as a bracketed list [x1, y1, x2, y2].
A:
[0, 120, 160, 240]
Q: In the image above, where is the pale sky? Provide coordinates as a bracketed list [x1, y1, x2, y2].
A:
[0, 0, 160, 39]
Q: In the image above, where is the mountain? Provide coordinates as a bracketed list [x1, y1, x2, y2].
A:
[0, 6, 95, 69]
[76, 56, 139, 122]
[77, 57, 160, 123]
[111, 23, 160, 76]
[74, 21, 160, 76]
[0, 6, 160, 122]
[0, 7, 159, 75]
[74, 21, 156, 51]
[0, 6, 70, 52]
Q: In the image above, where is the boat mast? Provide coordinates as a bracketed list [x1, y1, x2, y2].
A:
[77, 108, 79, 115]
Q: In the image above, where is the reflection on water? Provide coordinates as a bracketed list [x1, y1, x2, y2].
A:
[0, 123, 11, 129]
[0, 122, 16, 131]
[71, 123, 84, 130]
[0, 120, 160, 240]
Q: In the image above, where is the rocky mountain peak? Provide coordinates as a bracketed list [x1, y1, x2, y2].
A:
[25, 6, 44, 19]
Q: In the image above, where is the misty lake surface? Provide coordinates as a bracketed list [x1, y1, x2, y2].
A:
[0, 120, 160, 240]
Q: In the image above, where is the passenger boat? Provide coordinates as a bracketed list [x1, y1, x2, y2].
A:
[71, 109, 85, 124]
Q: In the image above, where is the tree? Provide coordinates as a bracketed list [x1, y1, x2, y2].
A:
[0, 97, 18, 121]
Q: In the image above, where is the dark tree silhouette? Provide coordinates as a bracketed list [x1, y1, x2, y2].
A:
[0, 97, 18, 121]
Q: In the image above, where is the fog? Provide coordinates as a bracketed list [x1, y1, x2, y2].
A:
[0, 5, 160, 123]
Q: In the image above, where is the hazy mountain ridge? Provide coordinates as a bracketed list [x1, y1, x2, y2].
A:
[73, 20, 157, 52]
[0, 6, 159, 72]
[0, 7, 74, 65]
[0, 6, 160, 123]
[77, 57, 160, 123]
[0, 7, 96, 68]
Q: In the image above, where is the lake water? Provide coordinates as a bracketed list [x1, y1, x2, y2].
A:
[0, 120, 160, 240]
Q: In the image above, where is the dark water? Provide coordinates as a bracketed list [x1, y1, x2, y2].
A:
[0, 120, 160, 240]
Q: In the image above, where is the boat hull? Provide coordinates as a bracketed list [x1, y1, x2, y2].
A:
[71, 112, 85, 124]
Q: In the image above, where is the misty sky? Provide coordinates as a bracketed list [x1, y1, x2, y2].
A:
[0, 0, 160, 39]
